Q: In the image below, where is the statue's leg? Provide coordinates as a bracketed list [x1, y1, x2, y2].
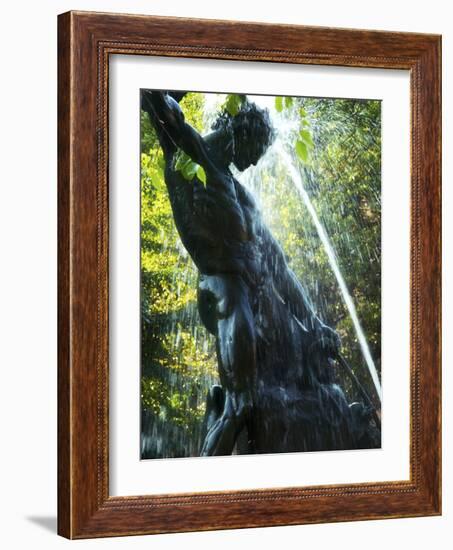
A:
[200, 390, 239, 456]
[203, 384, 225, 434]
[199, 276, 257, 456]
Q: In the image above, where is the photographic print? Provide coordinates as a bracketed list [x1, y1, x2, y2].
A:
[58, 13, 441, 537]
[140, 90, 382, 460]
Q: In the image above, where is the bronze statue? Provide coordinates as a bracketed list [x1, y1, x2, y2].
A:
[142, 90, 379, 456]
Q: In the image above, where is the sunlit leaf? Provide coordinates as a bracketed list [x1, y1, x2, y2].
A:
[275, 96, 283, 112]
[197, 165, 207, 185]
[182, 161, 198, 181]
[296, 139, 309, 162]
[299, 129, 314, 147]
[224, 94, 245, 116]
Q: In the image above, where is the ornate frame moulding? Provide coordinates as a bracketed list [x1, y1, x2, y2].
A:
[58, 10, 441, 539]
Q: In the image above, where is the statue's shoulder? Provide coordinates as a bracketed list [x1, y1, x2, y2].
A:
[233, 179, 257, 210]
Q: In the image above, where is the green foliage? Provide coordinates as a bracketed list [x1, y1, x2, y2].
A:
[299, 129, 313, 147]
[275, 96, 314, 163]
[174, 149, 198, 181]
[174, 149, 207, 185]
[223, 93, 246, 116]
[296, 139, 309, 163]
[285, 96, 293, 109]
[197, 165, 207, 184]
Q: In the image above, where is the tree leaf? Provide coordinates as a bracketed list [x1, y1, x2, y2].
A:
[182, 161, 198, 181]
[175, 149, 199, 181]
[296, 140, 309, 163]
[224, 94, 244, 116]
[196, 165, 207, 185]
[285, 96, 293, 109]
[174, 150, 190, 171]
[299, 129, 314, 147]
[275, 96, 283, 112]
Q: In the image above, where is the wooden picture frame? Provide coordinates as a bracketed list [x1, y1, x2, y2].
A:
[58, 10, 441, 539]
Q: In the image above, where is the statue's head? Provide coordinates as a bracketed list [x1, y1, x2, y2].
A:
[213, 100, 275, 171]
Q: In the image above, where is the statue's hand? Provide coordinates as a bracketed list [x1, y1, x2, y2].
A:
[141, 90, 157, 113]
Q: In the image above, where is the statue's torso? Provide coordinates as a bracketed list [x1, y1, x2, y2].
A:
[166, 165, 319, 388]
[166, 165, 267, 283]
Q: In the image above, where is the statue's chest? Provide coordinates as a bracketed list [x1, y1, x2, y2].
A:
[193, 185, 251, 243]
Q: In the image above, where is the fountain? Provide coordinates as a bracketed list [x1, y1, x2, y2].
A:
[141, 90, 381, 458]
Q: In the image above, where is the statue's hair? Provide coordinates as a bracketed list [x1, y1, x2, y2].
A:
[212, 99, 275, 153]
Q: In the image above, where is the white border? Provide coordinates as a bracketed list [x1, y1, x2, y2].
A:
[109, 55, 410, 496]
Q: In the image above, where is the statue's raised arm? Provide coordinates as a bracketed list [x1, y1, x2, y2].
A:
[141, 91, 222, 180]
